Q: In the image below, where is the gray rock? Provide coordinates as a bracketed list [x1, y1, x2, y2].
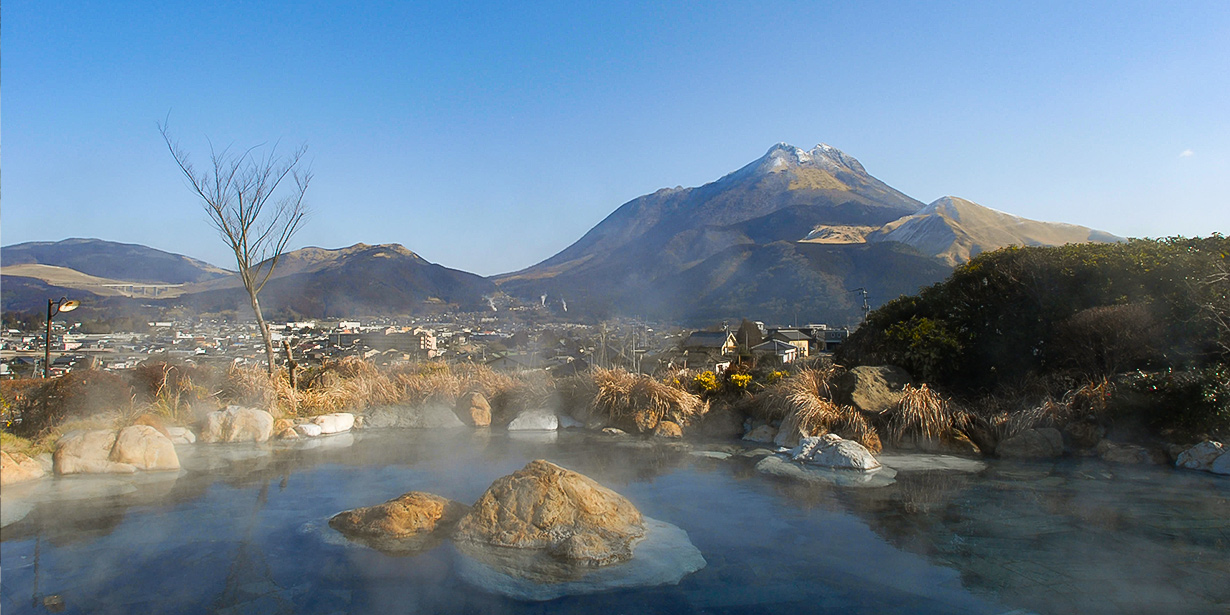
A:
[997, 428, 1064, 459]
[1095, 440, 1159, 465]
[742, 424, 777, 443]
[789, 434, 881, 470]
[1175, 440, 1225, 472]
[1210, 453, 1230, 476]
[754, 455, 897, 487]
[365, 404, 466, 429]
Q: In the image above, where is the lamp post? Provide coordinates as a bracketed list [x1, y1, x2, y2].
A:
[44, 297, 79, 379]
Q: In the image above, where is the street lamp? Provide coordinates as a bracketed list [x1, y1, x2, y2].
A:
[44, 297, 79, 379]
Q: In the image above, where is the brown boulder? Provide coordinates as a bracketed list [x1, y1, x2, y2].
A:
[331, 491, 468, 537]
[273, 418, 295, 433]
[653, 421, 683, 439]
[1, 450, 46, 485]
[835, 366, 911, 414]
[455, 391, 492, 427]
[454, 460, 646, 566]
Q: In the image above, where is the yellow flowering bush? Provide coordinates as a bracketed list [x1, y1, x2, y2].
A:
[729, 373, 753, 389]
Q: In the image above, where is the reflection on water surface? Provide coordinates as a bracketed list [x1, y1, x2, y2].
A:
[2, 429, 1227, 614]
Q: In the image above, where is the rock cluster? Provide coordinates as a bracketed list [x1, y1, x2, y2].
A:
[1175, 441, 1229, 475]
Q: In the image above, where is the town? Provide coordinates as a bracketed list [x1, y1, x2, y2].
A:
[1, 308, 849, 380]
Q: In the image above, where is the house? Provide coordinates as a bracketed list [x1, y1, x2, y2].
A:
[766, 329, 811, 358]
[681, 331, 737, 355]
[751, 339, 799, 365]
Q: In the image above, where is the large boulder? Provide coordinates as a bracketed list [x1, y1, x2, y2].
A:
[507, 410, 558, 431]
[53, 430, 136, 475]
[311, 412, 354, 434]
[1, 451, 45, 485]
[110, 425, 180, 471]
[365, 404, 466, 429]
[200, 405, 274, 443]
[997, 427, 1064, 459]
[330, 491, 469, 553]
[455, 392, 492, 427]
[454, 460, 646, 566]
[1175, 441, 1225, 472]
[835, 365, 911, 414]
[789, 434, 881, 470]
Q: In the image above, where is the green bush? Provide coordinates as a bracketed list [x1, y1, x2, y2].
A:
[1119, 366, 1230, 436]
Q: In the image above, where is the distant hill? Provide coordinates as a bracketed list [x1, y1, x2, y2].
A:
[865, 196, 1124, 266]
[181, 243, 496, 317]
[1, 238, 231, 284]
[495, 143, 1122, 325]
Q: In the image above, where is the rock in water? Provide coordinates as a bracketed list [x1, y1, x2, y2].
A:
[199, 405, 274, 443]
[330, 491, 469, 554]
[997, 427, 1064, 459]
[1, 451, 46, 485]
[454, 459, 645, 566]
[1175, 440, 1225, 472]
[455, 391, 492, 427]
[110, 425, 180, 471]
[789, 434, 881, 470]
[311, 412, 355, 434]
[507, 411, 558, 431]
[295, 423, 324, 437]
[53, 430, 137, 475]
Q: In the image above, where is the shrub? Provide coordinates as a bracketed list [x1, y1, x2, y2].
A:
[1119, 367, 1230, 436]
[692, 371, 720, 393]
[7, 370, 133, 437]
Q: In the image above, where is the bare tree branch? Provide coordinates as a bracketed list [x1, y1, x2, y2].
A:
[159, 120, 311, 376]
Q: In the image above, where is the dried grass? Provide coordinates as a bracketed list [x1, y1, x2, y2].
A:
[883, 384, 964, 447]
[761, 367, 881, 451]
[585, 368, 708, 433]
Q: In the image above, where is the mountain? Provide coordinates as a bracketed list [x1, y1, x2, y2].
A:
[496, 143, 933, 323]
[181, 243, 496, 317]
[1, 238, 232, 284]
[496, 143, 1121, 324]
[865, 196, 1124, 266]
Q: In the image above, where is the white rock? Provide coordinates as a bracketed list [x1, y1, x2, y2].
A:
[53, 430, 137, 475]
[755, 455, 897, 487]
[1175, 440, 1225, 471]
[507, 411, 558, 431]
[311, 412, 355, 434]
[454, 517, 705, 601]
[295, 423, 324, 437]
[200, 405, 274, 443]
[789, 434, 881, 470]
[110, 425, 180, 471]
[165, 426, 196, 444]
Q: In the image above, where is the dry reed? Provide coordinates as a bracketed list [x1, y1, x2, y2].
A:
[761, 367, 881, 451]
[585, 368, 707, 433]
[883, 384, 964, 447]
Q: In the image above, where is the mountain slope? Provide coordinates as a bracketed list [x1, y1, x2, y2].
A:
[1, 238, 231, 284]
[183, 243, 496, 316]
[867, 196, 1123, 266]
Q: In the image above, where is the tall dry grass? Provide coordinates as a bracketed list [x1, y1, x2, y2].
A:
[757, 366, 881, 452]
[882, 383, 966, 447]
[582, 368, 708, 433]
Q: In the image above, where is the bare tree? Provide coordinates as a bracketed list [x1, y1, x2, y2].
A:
[1204, 252, 1230, 356]
[160, 123, 310, 376]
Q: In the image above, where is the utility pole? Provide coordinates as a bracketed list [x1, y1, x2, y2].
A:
[850, 287, 871, 322]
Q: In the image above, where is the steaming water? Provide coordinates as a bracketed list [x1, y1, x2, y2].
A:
[2, 430, 1227, 614]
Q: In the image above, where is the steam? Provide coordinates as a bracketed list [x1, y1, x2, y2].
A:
[485, 296, 498, 312]
[560, 298, 568, 312]
[541, 294, 548, 307]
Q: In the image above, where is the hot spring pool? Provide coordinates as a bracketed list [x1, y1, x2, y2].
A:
[2, 429, 1227, 614]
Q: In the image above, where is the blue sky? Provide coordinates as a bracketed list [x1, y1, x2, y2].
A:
[4, 1, 1228, 276]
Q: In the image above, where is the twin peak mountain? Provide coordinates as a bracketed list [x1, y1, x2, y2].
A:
[1, 143, 1119, 324]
